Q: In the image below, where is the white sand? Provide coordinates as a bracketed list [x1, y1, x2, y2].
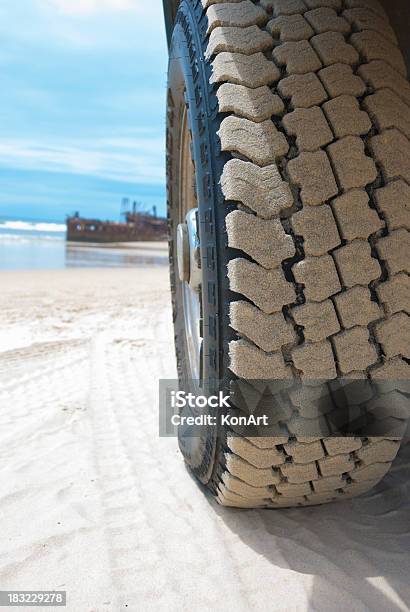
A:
[0, 268, 409, 612]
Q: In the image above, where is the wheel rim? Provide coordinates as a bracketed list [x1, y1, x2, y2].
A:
[177, 107, 202, 383]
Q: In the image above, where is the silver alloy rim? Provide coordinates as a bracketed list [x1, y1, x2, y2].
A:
[178, 209, 202, 381]
[178, 107, 202, 382]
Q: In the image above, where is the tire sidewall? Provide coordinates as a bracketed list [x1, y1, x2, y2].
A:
[167, 0, 228, 483]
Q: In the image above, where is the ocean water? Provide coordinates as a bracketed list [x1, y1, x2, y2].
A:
[0, 219, 168, 270]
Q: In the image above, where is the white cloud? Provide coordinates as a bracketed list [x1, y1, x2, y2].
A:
[0, 0, 165, 52]
[43, 0, 162, 18]
[0, 136, 165, 184]
[46, 0, 139, 16]
[25, 0, 165, 49]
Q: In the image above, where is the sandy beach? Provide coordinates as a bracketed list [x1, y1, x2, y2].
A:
[0, 267, 409, 612]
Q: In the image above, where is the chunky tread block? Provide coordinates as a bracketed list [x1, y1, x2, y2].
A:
[246, 435, 289, 449]
[350, 31, 407, 77]
[343, 8, 397, 44]
[356, 440, 400, 466]
[323, 437, 362, 456]
[230, 301, 296, 352]
[227, 437, 286, 469]
[358, 61, 410, 107]
[217, 486, 268, 508]
[283, 106, 334, 152]
[319, 63, 366, 98]
[312, 475, 345, 493]
[292, 300, 340, 342]
[211, 51, 280, 87]
[364, 89, 410, 139]
[226, 210, 295, 268]
[278, 73, 328, 109]
[375, 180, 410, 232]
[318, 453, 354, 477]
[267, 15, 314, 42]
[376, 229, 410, 275]
[374, 312, 410, 359]
[225, 452, 282, 486]
[221, 159, 294, 218]
[228, 258, 296, 313]
[287, 150, 338, 206]
[292, 339, 337, 380]
[280, 461, 319, 484]
[332, 189, 384, 240]
[221, 471, 272, 498]
[217, 491, 270, 508]
[376, 273, 410, 316]
[291, 205, 340, 256]
[270, 0, 308, 16]
[328, 136, 377, 190]
[370, 129, 410, 183]
[332, 326, 379, 374]
[333, 286, 381, 329]
[273, 40, 322, 75]
[370, 357, 410, 392]
[305, 8, 350, 35]
[206, 1, 268, 34]
[218, 116, 289, 165]
[217, 83, 284, 122]
[229, 339, 292, 379]
[333, 240, 381, 287]
[305, 493, 340, 505]
[206, 25, 274, 57]
[289, 385, 335, 418]
[323, 95, 372, 139]
[333, 372, 374, 405]
[343, 0, 388, 19]
[293, 254, 341, 301]
[276, 481, 312, 497]
[288, 414, 331, 437]
[284, 439, 325, 464]
[311, 32, 359, 67]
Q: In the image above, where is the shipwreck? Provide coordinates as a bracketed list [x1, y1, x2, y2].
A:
[66, 200, 167, 243]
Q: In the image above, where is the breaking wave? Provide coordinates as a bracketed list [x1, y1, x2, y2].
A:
[0, 220, 66, 233]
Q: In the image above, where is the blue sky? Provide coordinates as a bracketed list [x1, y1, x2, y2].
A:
[0, 0, 168, 222]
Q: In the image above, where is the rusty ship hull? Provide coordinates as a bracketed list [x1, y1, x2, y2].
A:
[66, 213, 167, 243]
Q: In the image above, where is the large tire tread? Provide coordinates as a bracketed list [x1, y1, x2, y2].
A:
[198, 0, 410, 508]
